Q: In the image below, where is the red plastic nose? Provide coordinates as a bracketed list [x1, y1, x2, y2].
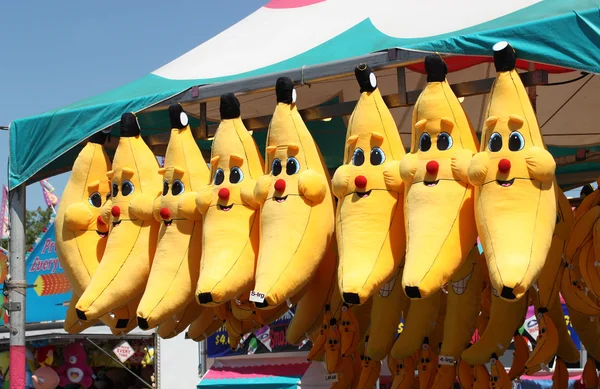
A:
[218, 188, 230, 200]
[354, 175, 367, 188]
[111, 206, 120, 218]
[498, 159, 511, 173]
[96, 216, 106, 226]
[274, 179, 286, 192]
[426, 160, 439, 174]
[159, 208, 171, 220]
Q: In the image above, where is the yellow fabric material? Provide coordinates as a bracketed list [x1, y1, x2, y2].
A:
[252, 98, 335, 308]
[195, 116, 264, 305]
[332, 84, 406, 304]
[468, 66, 556, 301]
[400, 75, 479, 298]
[157, 299, 205, 339]
[137, 112, 208, 329]
[439, 246, 483, 360]
[77, 123, 161, 320]
[366, 266, 410, 361]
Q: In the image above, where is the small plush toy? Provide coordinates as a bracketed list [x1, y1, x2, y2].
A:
[56, 342, 93, 388]
[399, 54, 479, 299]
[195, 93, 264, 305]
[76, 113, 161, 321]
[332, 64, 406, 305]
[252, 77, 335, 309]
[137, 103, 209, 330]
[468, 42, 556, 301]
[32, 366, 59, 389]
[35, 345, 55, 366]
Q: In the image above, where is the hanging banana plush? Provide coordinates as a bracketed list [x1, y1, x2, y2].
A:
[468, 41, 556, 301]
[332, 64, 406, 305]
[399, 54, 478, 299]
[252, 77, 335, 309]
[137, 104, 208, 330]
[76, 113, 162, 321]
[56, 131, 136, 332]
[195, 94, 264, 306]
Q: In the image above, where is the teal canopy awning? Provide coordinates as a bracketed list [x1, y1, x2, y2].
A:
[9, 0, 600, 188]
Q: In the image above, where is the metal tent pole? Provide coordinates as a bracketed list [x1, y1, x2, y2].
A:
[7, 185, 26, 389]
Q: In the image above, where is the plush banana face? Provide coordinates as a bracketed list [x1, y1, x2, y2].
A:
[158, 167, 190, 225]
[479, 115, 534, 185]
[265, 144, 304, 201]
[108, 167, 140, 227]
[344, 133, 390, 197]
[210, 154, 252, 210]
[412, 118, 462, 184]
[77, 175, 111, 237]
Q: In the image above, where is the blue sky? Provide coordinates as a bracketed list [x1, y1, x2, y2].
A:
[0, 0, 267, 209]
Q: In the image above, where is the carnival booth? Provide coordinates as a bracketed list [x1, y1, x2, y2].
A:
[5, 0, 600, 388]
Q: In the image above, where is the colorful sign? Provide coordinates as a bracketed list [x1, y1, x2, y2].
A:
[521, 302, 580, 350]
[0, 220, 72, 324]
[40, 179, 60, 209]
[207, 309, 311, 357]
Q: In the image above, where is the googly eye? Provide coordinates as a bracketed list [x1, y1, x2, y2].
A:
[286, 157, 300, 175]
[89, 192, 102, 208]
[508, 131, 525, 151]
[214, 169, 225, 185]
[229, 167, 244, 184]
[352, 148, 365, 166]
[272, 159, 282, 176]
[162, 180, 169, 196]
[437, 132, 453, 151]
[328, 340, 333, 344]
[370, 147, 386, 165]
[556, 213, 562, 224]
[333, 340, 338, 345]
[172, 180, 185, 196]
[419, 133, 432, 152]
[112, 182, 119, 198]
[425, 358, 430, 363]
[121, 180, 134, 196]
[488, 133, 502, 152]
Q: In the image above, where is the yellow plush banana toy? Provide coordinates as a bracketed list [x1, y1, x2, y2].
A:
[195, 93, 264, 306]
[332, 64, 406, 305]
[399, 54, 478, 299]
[468, 42, 556, 301]
[56, 131, 134, 332]
[76, 112, 162, 321]
[252, 77, 335, 309]
[137, 103, 208, 330]
[366, 266, 410, 361]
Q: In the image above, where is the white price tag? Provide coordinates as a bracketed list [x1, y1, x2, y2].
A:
[438, 355, 455, 366]
[249, 290, 266, 303]
[324, 373, 338, 382]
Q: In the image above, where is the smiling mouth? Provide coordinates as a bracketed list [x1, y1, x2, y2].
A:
[274, 196, 288, 203]
[96, 230, 108, 238]
[497, 178, 515, 187]
[424, 180, 439, 187]
[451, 270, 473, 295]
[163, 220, 173, 227]
[355, 190, 372, 199]
[379, 275, 397, 297]
[112, 220, 121, 228]
[218, 204, 233, 211]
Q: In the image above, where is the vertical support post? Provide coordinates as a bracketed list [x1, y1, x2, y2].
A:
[200, 340, 208, 376]
[191, 102, 207, 140]
[396, 67, 408, 106]
[154, 333, 161, 389]
[8, 185, 26, 389]
[527, 62, 537, 113]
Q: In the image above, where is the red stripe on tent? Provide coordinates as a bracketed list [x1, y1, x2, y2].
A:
[264, 0, 325, 9]
[203, 363, 311, 380]
[406, 56, 573, 74]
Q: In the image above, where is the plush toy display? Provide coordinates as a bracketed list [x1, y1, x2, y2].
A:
[76, 113, 161, 322]
[332, 64, 406, 305]
[35, 346, 55, 367]
[399, 54, 478, 299]
[252, 77, 335, 309]
[467, 42, 556, 301]
[195, 93, 264, 306]
[56, 342, 94, 388]
[137, 103, 208, 330]
[156, 300, 204, 339]
[32, 366, 59, 389]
